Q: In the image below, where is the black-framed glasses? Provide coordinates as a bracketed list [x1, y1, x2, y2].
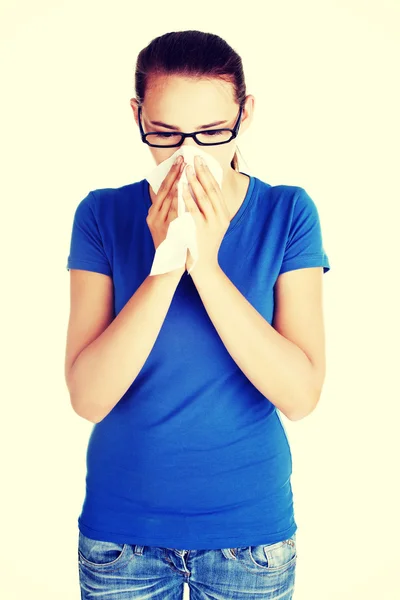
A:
[138, 105, 243, 148]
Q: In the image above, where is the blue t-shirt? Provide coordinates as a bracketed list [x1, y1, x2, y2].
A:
[66, 173, 330, 550]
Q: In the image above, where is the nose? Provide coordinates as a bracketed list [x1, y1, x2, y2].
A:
[181, 136, 197, 148]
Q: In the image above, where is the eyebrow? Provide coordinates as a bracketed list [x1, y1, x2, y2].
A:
[148, 118, 229, 131]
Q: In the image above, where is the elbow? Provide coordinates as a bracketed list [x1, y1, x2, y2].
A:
[70, 393, 102, 424]
[286, 391, 321, 422]
[287, 407, 313, 422]
[74, 405, 102, 424]
[70, 388, 116, 423]
[66, 374, 102, 424]
[287, 369, 325, 421]
[71, 402, 96, 424]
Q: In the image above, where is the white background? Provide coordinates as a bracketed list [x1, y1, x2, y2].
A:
[1, 1, 399, 598]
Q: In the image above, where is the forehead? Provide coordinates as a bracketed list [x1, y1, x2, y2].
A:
[144, 74, 235, 116]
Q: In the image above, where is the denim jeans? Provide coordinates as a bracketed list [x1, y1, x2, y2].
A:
[78, 529, 297, 599]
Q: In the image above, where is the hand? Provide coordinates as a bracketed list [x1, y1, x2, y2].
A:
[182, 156, 230, 276]
[146, 155, 186, 277]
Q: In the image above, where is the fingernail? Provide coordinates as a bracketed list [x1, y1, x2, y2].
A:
[174, 155, 182, 165]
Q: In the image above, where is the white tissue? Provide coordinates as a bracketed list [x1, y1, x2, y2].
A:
[145, 146, 224, 275]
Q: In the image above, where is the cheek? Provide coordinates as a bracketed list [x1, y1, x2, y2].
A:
[207, 145, 235, 169]
[150, 148, 175, 165]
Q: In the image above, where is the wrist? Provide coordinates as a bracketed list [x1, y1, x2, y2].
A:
[189, 262, 220, 281]
[151, 267, 185, 282]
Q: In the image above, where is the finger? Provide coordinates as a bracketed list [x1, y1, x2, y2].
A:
[182, 181, 200, 217]
[159, 175, 178, 220]
[154, 156, 184, 211]
[185, 164, 212, 218]
[171, 160, 186, 205]
[160, 162, 185, 220]
[192, 158, 221, 214]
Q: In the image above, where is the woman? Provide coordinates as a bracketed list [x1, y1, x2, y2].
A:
[65, 30, 330, 600]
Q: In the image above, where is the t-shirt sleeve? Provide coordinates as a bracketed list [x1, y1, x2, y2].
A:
[66, 192, 112, 276]
[279, 187, 330, 275]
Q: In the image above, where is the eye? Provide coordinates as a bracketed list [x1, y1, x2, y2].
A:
[203, 130, 225, 136]
[154, 132, 176, 138]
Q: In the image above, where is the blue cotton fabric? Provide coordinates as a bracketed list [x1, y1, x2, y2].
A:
[66, 173, 330, 550]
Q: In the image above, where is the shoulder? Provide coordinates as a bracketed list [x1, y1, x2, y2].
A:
[252, 177, 307, 208]
[71, 181, 147, 235]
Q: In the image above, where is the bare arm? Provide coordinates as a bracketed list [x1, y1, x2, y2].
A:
[66, 269, 183, 423]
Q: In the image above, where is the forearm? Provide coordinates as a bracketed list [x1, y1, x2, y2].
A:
[70, 270, 183, 423]
[191, 265, 318, 421]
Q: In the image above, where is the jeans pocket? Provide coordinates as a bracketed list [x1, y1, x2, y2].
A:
[78, 531, 129, 569]
[235, 533, 297, 571]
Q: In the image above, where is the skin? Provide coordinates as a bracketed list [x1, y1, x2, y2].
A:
[130, 74, 255, 222]
[129, 75, 327, 421]
[66, 74, 326, 425]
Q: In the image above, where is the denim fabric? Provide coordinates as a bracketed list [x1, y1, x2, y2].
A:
[78, 530, 297, 599]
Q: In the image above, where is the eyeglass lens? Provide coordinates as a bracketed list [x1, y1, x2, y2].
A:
[145, 130, 233, 147]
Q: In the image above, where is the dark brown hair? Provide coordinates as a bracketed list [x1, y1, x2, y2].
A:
[134, 30, 247, 171]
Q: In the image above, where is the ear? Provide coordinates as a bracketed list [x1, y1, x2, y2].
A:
[239, 95, 255, 137]
[130, 98, 139, 126]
